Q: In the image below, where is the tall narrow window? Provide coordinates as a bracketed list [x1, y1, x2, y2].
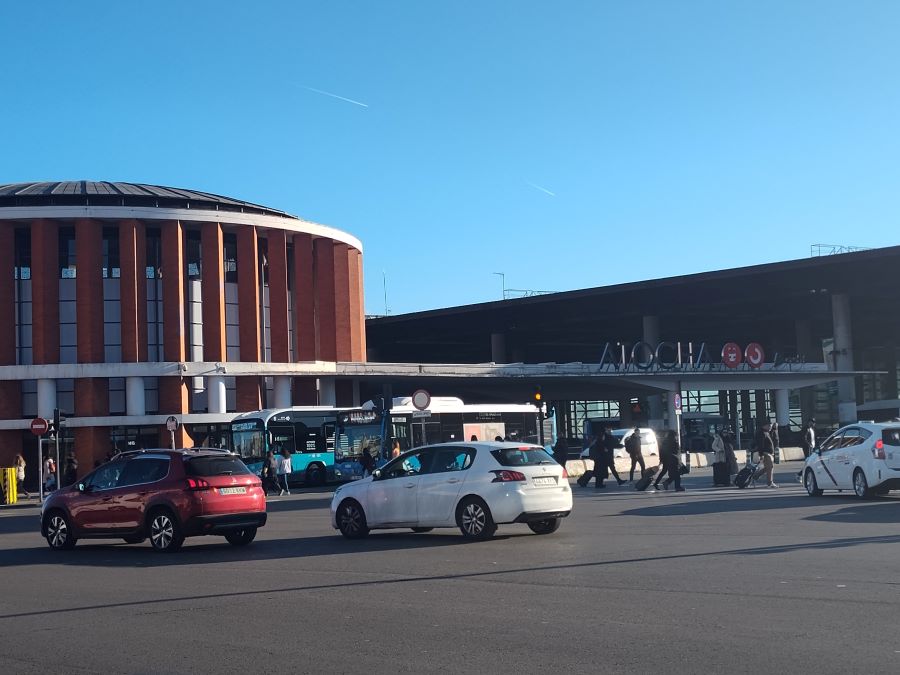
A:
[102, 227, 120, 278]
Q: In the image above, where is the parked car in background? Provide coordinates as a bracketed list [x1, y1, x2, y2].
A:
[802, 422, 900, 498]
[40, 449, 266, 552]
[331, 442, 572, 540]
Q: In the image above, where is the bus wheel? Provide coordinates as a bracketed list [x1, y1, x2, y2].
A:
[307, 463, 326, 486]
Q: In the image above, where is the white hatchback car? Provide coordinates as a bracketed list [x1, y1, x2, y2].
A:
[802, 422, 900, 498]
[330, 442, 573, 540]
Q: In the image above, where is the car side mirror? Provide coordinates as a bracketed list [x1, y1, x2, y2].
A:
[78, 483, 89, 492]
[372, 469, 382, 480]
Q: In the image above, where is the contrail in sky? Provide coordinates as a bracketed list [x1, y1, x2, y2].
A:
[302, 86, 369, 108]
[526, 180, 556, 197]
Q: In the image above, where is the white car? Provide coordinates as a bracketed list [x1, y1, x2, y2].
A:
[330, 442, 573, 540]
[580, 428, 659, 459]
[802, 422, 900, 498]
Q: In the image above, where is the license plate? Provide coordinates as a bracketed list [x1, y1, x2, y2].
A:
[218, 486, 247, 495]
[532, 476, 557, 486]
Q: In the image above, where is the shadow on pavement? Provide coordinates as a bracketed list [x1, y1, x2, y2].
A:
[620, 494, 850, 517]
[804, 501, 900, 524]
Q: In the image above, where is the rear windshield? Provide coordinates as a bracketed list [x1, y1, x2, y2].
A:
[490, 447, 555, 467]
[882, 429, 900, 446]
[185, 456, 252, 477]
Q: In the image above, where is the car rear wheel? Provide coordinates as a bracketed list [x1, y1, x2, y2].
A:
[307, 463, 326, 487]
[804, 469, 823, 497]
[411, 527, 433, 533]
[224, 527, 257, 546]
[853, 469, 872, 499]
[456, 496, 496, 540]
[528, 518, 561, 535]
[45, 511, 76, 550]
[337, 499, 369, 539]
[149, 509, 184, 552]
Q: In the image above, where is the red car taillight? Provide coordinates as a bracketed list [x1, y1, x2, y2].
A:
[491, 470, 526, 483]
[186, 477, 211, 491]
[873, 439, 886, 460]
[562, 467, 569, 478]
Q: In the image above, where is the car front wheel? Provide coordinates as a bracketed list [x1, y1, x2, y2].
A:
[853, 469, 872, 499]
[528, 518, 561, 535]
[456, 496, 496, 540]
[149, 509, 184, 552]
[804, 469, 823, 497]
[337, 499, 369, 539]
[45, 511, 77, 550]
[224, 528, 257, 546]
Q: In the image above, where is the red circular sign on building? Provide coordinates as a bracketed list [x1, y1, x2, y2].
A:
[721, 342, 742, 369]
[744, 342, 765, 369]
[30, 417, 49, 436]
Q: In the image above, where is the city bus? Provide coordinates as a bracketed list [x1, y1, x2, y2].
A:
[230, 407, 385, 486]
[376, 396, 548, 450]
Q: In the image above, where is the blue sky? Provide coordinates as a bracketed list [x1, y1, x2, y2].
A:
[2, 1, 899, 314]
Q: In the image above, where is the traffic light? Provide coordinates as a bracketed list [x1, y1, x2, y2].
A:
[533, 386, 543, 405]
[53, 408, 67, 430]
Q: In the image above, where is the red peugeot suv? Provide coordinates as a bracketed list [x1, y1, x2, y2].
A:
[40, 449, 267, 552]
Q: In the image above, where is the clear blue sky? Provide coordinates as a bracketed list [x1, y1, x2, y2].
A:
[2, 1, 899, 314]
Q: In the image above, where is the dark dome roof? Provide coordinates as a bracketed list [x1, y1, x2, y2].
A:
[0, 181, 297, 219]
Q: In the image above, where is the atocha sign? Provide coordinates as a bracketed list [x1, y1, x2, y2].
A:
[599, 341, 768, 372]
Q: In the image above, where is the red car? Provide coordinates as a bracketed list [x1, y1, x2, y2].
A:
[40, 449, 267, 552]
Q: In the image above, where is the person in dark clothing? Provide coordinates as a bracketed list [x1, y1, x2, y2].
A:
[656, 430, 684, 491]
[360, 446, 377, 477]
[625, 428, 645, 481]
[576, 433, 609, 488]
[752, 422, 777, 487]
[552, 437, 569, 469]
[801, 419, 816, 459]
[261, 450, 281, 496]
[602, 429, 627, 486]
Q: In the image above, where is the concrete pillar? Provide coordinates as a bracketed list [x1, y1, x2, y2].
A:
[775, 389, 790, 427]
[319, 377, 336, 406]
[491, 332, 507, 363]
[207, 376, 227, 414]
[666, 390, 679, 431]
[37, 379, 57, 419]
[832, 293, 857, 424]
[274, 376, 292, 408]
[126, 376, 146, 416]
[352, 379, 361, 406]
[643, 316, 663, 424]
[795, 318, 816, 422]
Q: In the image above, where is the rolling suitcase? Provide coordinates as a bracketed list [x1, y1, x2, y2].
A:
[634, 466, 659, 492]
[712, 461, 730, 487]
[734, 462, 757, 489]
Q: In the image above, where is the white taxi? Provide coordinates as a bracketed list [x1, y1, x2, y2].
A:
[802, 422, 900, 498]
[331, 442, 572, 540]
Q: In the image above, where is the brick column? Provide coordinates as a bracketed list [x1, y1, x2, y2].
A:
[268, 230, 290, 362]
[119, 219, 148, 362]
[236, 225, 262, 410]
[293, 233, 317, 403]
[348, 247, 364, 362]
[0, 225, 20, 465]
[333, 242, 352, 361]
[159, 220, 190, 447]
[315, 238, 337, 362]
[31, 219, 59, 365]
[201, 221, 226, 362]
[74, 218, 109, 472]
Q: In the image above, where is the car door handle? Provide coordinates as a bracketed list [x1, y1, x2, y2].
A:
[446, 478, 461, 484]
[403, 483, 415, 489]
[102, 496, 113, 502]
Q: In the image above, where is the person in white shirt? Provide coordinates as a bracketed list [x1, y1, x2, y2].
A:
[276, 447, 292, 496]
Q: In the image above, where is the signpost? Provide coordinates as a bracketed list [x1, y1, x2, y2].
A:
[31, 418, 48, 502]
[673, 389, 689, 474]
[166, 416, 179, 450]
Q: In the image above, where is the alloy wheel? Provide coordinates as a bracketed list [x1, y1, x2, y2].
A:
[340, 504, 362, 535]
[151, 514, 174, 550]
[461, 502, 486, 536]
[48, 516, 68, 548]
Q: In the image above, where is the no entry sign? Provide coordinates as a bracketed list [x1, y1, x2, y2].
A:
[30, 417, 49, 436]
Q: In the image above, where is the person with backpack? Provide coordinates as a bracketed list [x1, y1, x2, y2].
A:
[552, 436, 569, 469]
[655, 430, 685, 491]
[578, 432, 608, 488]
[261, 450, 281, 496]
[751, 421, 777, 488]
[625, 428, 645, 482]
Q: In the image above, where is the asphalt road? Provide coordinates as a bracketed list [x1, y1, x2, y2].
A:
[2, 464, 899, 675]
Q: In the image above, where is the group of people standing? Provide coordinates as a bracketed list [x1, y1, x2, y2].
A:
[572, 426, 685, 491]
[260, 447, 293, 496]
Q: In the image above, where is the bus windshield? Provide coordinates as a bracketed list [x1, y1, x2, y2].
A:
[232, 420, 266, 461]
[336, 424, 383, 462]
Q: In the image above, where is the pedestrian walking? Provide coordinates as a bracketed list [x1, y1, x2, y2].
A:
[577, 432, 609, 488]
[391, 438, 402, 459]
[625, 428, 645, 481]
[655, 430, 685, 491]
[43, 454, 56, 493]
[552, 436, 569, 469]
[770, 422, 781, 463]
[360, 446, 377, 477]
[261, 450, 281, 496]
[751, 421, 777, 488]
[276, 447, 292, 495]
[801, 419, 816, 459]
[602, 428, 627, 486]
[14, 454, 30, 498]
[63, 452, 78, 487]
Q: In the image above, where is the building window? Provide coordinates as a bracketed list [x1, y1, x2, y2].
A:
[145, 228, 161, 279]
[186, 230, 201, 279]
[223, 233, 237, 283]
[102, 227, 120, 279]
[14, 229, 30, 280]
[59, 227, 76, 278]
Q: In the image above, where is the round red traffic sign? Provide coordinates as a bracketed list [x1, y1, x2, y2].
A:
[722, 342, 742, 369]
[30, 417, 49, 436]
[411, 389, 431, 411]
[745, 342, 765, 369]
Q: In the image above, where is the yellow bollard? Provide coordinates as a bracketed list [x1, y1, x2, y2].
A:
[1, 467, 17, 505]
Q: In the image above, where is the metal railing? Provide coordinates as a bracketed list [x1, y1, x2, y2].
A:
[810, 244, 871, 257]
